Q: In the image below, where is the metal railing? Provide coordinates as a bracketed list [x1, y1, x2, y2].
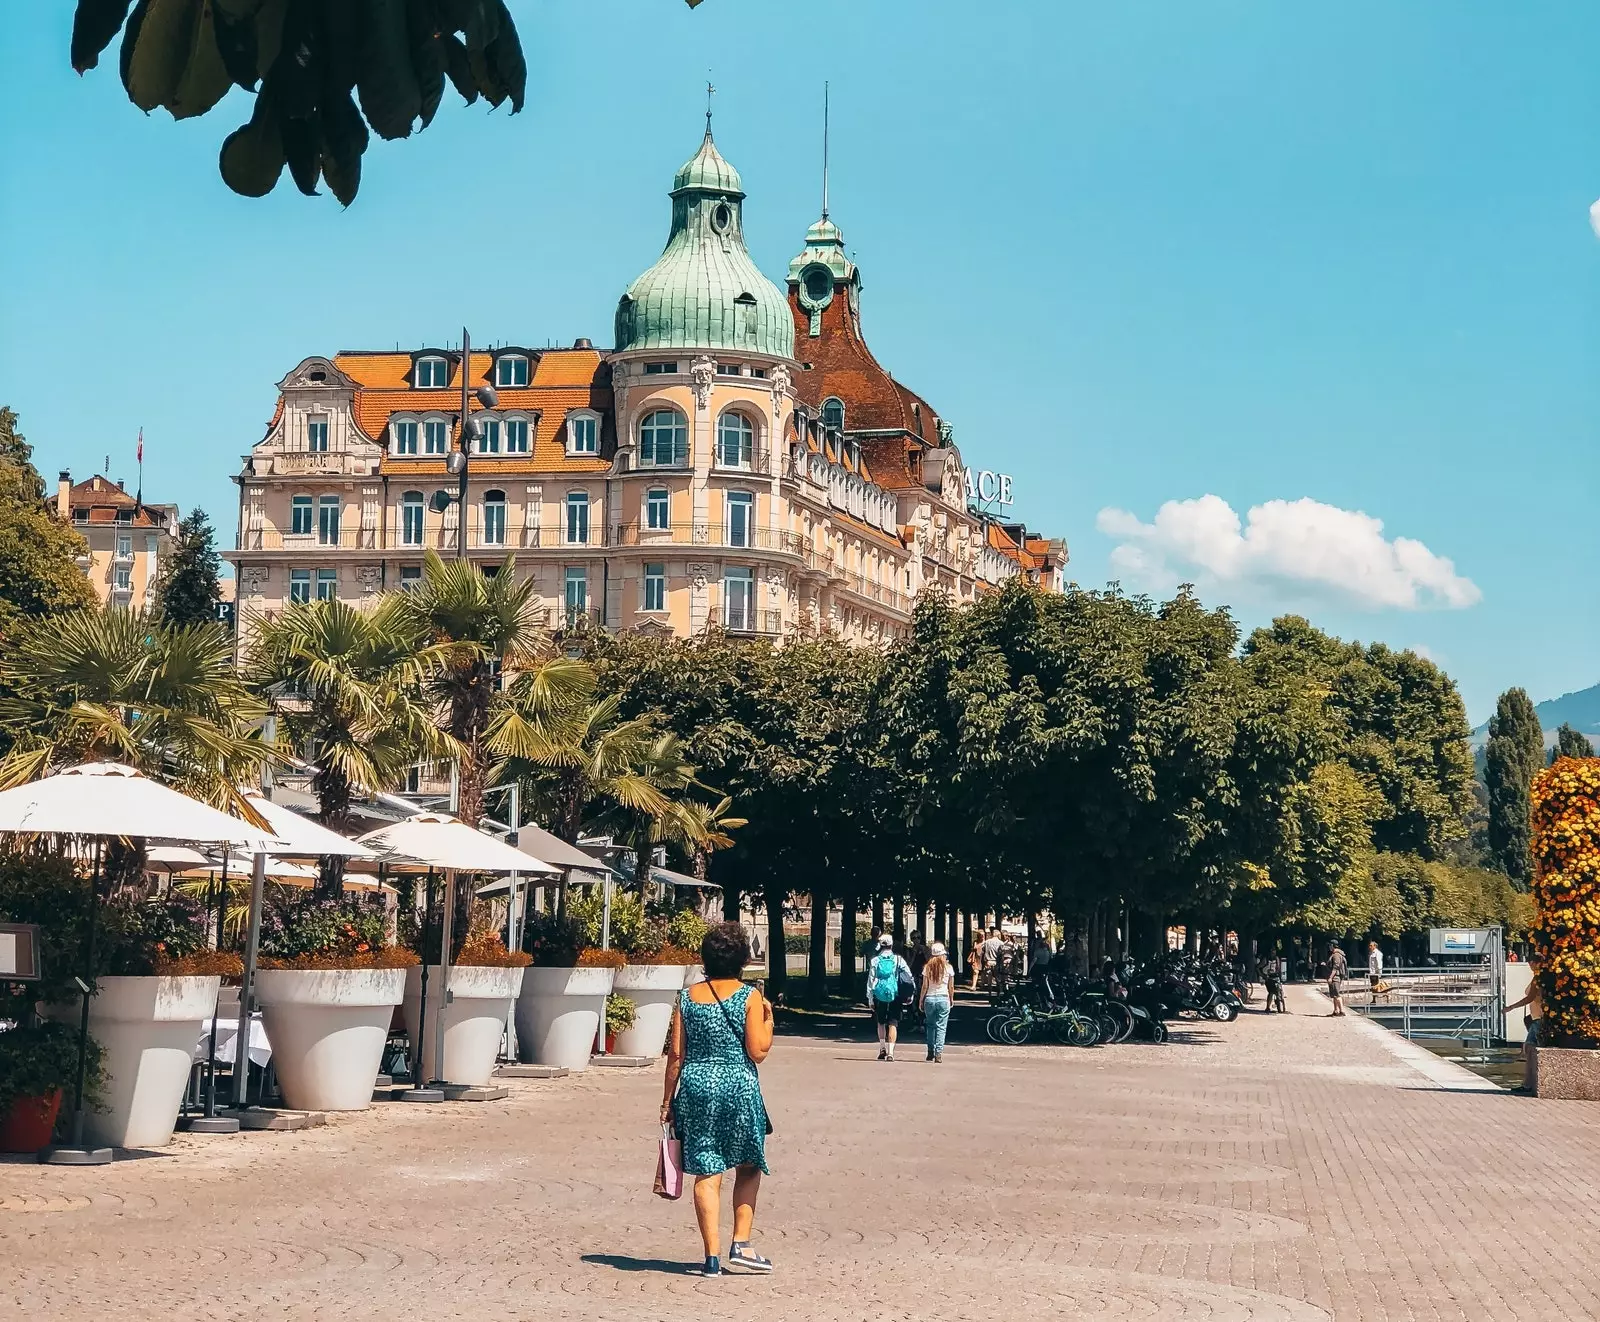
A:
[238, 524, 545, 552]
[609, 522, 812, 557]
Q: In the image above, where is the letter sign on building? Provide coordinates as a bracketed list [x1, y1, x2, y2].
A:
[963, 467, 1015, 508]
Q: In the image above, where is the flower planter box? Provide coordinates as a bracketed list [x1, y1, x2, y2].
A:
[254, 968, 407, 1111]
[402, 964, 526, 1086]
[0, 1090, 63, 1154]
[43, 975, 219, 1149]
[514, 966, 616, 1072]
[1532, 1046, 1600, 1100]
[611, 964, 688, 1058]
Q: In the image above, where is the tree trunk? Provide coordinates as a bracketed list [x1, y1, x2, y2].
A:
[872, 895, 885, 934]
[722, 876, 740, 923]
[891, 893, 905, 947]
[807, 890, 829, 1002]
[915, 894, 928, 942]
[839, 890, 858, 991]
[764, 880, 787, 996]
[962, 911, 973, 972]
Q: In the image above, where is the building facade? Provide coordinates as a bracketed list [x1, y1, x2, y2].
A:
[56, 471, 179, 609]
[227, 128, 1065, 650]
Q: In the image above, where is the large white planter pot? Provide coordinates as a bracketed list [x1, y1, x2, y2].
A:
[611, 964, 688, 1058]
[254, 967, 406, 1111]
[46, 975, 219, 1149]
[684, 965, 706, 987]
[514, 966, 616, 1071]
[402, 964, 526, 1086]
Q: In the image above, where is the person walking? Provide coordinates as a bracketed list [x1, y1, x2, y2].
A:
[1367, 941, 1385, 1001]
[980, 927, 1002, 991]
[1327, 945, 1348, 1016]
[1259, 953, 1287, 1013]
[919, 941, 956, 1062]
[1506, 959, 1543, 1090]
[966, 933, 983, 990]
[660, 922, 775, 1278]
[866, 933, 913, 1061]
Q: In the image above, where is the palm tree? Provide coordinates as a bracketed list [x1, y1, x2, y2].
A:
[245, 595, 457, 895]
[0, 607, 268, 885]
[663, 795, 748, 882]
[393, 552, 585, 826]
[489, 686, 691, 915]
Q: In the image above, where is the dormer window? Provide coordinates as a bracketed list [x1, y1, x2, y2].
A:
[643, 362, 677, 375]
[415, 356, 449, 388]
[821, 397, 845, 434]
[566, 410, 600, 455]
[494, 355, 529, 388]
[307, 416, 328, 452]
[477, 417, 501, 454]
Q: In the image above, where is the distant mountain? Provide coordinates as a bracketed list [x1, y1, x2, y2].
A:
[1470, 683, 1600, 750]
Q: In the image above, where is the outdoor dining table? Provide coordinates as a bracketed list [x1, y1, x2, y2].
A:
[191, 1014, 271, 1069]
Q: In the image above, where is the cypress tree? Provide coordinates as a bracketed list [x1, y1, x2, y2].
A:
[1552, 723, 1596, 762]
[1484, 688, 1544, 887]
[153, 507, 222, 628]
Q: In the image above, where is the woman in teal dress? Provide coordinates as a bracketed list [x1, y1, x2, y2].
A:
[661, 922, 775, 1277]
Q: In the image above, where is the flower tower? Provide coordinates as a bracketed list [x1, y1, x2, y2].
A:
[1529, 756, 1600, 1046]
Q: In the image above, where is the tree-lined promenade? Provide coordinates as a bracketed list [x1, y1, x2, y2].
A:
[0, 403, 1548, 978]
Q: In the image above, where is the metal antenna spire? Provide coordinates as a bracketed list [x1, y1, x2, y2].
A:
[821, 81, 830, 220]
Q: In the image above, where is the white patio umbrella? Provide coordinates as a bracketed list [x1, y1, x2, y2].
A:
[355, 814, 558, 1096]
[0, 762, 272, 1162]
[238, 789, 377, 862]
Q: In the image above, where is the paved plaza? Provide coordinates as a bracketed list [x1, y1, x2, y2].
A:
[5, 985, 1599, 1321]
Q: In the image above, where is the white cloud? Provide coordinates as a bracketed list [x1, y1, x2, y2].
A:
[1590, 196, 1600, 240]
[1095, 495, 1481, 611]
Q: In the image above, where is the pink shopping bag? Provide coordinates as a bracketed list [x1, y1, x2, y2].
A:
[653, 1124, 683, 1200]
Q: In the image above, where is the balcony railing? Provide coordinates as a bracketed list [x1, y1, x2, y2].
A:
[237, 524, 545, 552]
[609, 523, 812, 557]
[708, 607, 785, 637]
[837, 573, 911, 615]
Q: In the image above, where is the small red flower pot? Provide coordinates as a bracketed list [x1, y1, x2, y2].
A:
[0, 1090, 63, 1154]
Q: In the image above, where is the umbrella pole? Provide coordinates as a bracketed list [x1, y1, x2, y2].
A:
[41, 838, 112, 1164]
[191, 858, 239, 1134]
[230, 852, 267, 1113]
[435, 867, 456, 1089]
[403, 868, 443, 1102]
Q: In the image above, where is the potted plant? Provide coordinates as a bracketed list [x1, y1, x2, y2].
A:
[402, 911, 531, 1087]
[514, 910, 623, 1071]
[28, 882, 225, 1150]
[667, 908, 711, 987]
[253, 891, 417, 1111]
[0, 1019, 105, 1154]
[603, 991, 637, 1055]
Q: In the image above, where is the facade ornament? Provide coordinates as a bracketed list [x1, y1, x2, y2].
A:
[357, 565, 382, 595]
[241, 566, 269, 597]
[687, 561, 713, 589]
[689, 355, 716, 410]
[769, 363, 791, 398]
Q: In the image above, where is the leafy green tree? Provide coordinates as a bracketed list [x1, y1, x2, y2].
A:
[246, 595, 456, 895]
[1552, 723, 1595, 762]
[1484, 687, 1544, 887]
[153, 507, 223, 628]
[0, 407, 96, 631]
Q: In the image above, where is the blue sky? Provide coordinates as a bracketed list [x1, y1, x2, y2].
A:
[1, 2, 1595, 722]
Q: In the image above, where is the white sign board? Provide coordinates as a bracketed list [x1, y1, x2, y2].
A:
[0, 923, 41, 979]
[1428, 927, 1492, 956]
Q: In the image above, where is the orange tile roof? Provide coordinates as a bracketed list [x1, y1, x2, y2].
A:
[330, 349, 612, 476]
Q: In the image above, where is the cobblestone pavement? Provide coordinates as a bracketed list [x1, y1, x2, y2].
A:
[6, 984, 1600, 1321]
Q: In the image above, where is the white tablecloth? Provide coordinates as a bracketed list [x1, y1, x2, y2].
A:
[193, 1014, 271, 1068]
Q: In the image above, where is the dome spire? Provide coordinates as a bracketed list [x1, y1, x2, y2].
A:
[705, 78, 715, 139]
[821, 81, 830, 222]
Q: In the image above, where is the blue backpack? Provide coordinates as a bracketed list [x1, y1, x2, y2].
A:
[870, 951, 900, 1003]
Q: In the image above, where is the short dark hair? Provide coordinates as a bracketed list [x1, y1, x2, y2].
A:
[701, 922, 750, 980]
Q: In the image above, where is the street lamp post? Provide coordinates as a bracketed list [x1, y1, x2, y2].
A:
[429, 327, 498, 559]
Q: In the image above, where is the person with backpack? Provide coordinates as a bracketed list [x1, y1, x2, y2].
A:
[865, 933, 914, 1061]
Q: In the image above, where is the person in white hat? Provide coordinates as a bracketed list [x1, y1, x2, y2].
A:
[919, 942, 956, 1062]
[864, 933, 913, 1061]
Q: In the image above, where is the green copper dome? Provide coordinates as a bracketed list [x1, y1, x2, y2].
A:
[614, 130, 794, 360]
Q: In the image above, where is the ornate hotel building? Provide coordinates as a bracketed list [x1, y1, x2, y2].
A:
[227, 128, 1065, 648]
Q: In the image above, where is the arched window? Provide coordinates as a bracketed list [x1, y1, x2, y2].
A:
[400, 491, 424, 547]
[639, 409, 688, 467]
[821, 397, 845, 434]
[716, 411, 754, 469]
[482, 489, 507, 546]
[290, 494, 313, 536]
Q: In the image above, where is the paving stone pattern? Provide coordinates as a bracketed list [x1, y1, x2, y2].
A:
[4, 984, 1598, 1321]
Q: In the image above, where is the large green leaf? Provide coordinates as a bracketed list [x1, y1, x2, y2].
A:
[210, 0, 261, 89]
[71, 0, 135, 74]
[218, 90, 285, 196]
[439, 31, 476, 105]
[121, 0, 202, 112]
[280, 107, 323, 195]
[166, 0, 231, 119]
[319, 87, 368, 206]
[356, 0, 420, 140]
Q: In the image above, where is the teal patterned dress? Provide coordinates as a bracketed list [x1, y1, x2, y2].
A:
[672, 985, 769, 1176]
